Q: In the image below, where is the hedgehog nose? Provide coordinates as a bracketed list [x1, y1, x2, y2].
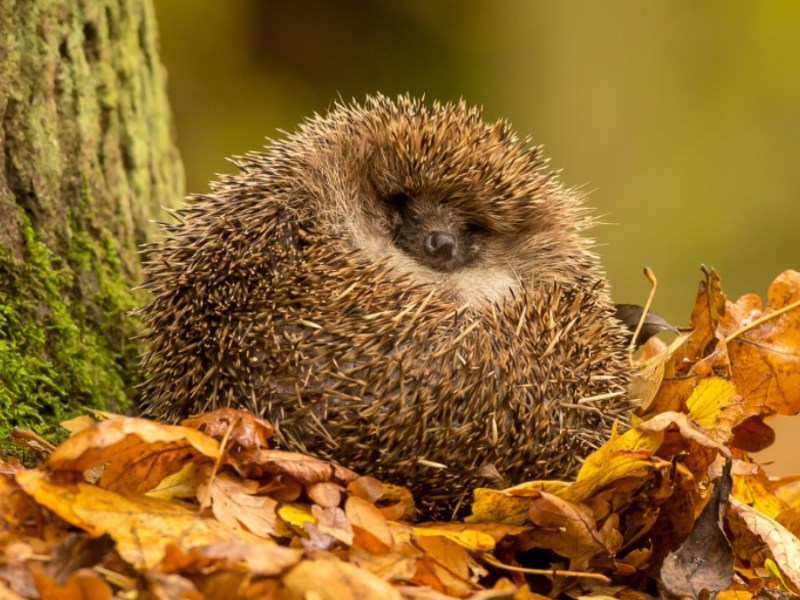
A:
[424, 231, 457, 261]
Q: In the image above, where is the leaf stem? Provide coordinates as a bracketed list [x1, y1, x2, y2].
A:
[724, 298, 800, 344]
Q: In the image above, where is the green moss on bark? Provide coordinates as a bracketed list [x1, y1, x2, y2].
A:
[0, 0, 182, 444]
[0, 207, 137, 440]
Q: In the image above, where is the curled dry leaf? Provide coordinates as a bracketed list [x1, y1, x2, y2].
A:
[642, 269, 800, 456]
[160, 542, 303, 577]
[46, 416, 219, 494]
[236, 448, 358, 485]
[523, 492, 623, 572]
[197, 471, 279, 537]
[282, 558, 403, 600]
[728, 497, 800, 593]
[311, 504, 354, 546]
[659, 460, 734, 599]
[180, 408, 274, 450]
[347, 476, 385, 503]
[307, 480, 344, 507]
[345, 496, 393, 553]
[638, 410, 730, 476]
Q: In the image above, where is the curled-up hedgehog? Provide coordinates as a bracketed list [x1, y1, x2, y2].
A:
[138, 95, 630, 519]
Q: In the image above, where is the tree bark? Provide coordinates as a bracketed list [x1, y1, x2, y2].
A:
[0, 0, 182, 436]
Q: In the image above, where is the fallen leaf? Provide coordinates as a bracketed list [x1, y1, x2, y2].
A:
[282, 558, 403, 600]
[659, 459, 734, 599]
[411, 535, 479, 597]
[307, 481, 344, 507]
[180, 408, 274, 450]
[46, 417, 219, 494]
[29, 563, 112, 600]
[346, 496, 392, 552]
[347, 476, 385, 503]
[198, 471, 279, 537]
[15, 470, 263, 569]
[722, 270, 800, 417]
[312, 504, 354, 546]
[236, 449, 358, 485]
[522, 492, 622, 571]
[728, 497, 800, 593]
[160, 541, 302, 576]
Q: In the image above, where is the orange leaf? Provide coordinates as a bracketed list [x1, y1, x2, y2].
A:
[46, 416, 219, 494]
[282, 558, 402, 600]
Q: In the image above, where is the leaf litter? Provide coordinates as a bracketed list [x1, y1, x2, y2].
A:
[2, 269, 800, 599]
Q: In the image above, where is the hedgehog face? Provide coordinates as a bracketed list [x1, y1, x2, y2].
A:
[353, 184, 517, 303]
[305, 97, 595, 304]
[380, 190, 487, 272]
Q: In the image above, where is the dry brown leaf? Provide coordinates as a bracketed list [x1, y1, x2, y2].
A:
[721, 270, 800, 417]
[346, 496, 393, 553]
[522, 492, 622, 571]
[347, 476, 385, 503]
[630, 332, 692, 413]
[29, 563, 112, 600]
[236, 448, 358, 485]
[46, 416, 219, 494]
[282, 558, 403, 600]
[728, 497, 800, 593]
[138, 572, 203, 599]
[348, 538, 420, 583]
[411, 535, 478, 597]
[658, 461, 734, 599]
[638, 410, 729, 476]
[198, 471, 279, 537]
[312, 504, 355, 546]
[160, 541, 302, 576]
[180, 408, 274, 449]
[307, 480, 344, 507]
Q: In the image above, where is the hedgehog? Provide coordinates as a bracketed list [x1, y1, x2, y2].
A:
[138, 95, 631, 519]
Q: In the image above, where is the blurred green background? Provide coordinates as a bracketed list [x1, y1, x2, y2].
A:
[154, 1, 799, 470]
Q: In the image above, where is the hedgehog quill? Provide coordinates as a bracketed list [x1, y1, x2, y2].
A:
[138, 95, 630, 519]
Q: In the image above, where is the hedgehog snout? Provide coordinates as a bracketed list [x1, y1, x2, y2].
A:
[424, 231, 457, 263]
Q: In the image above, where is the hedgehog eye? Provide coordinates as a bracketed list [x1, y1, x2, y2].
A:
[383, 192, 411, 212]
[466, 222, 488, 236]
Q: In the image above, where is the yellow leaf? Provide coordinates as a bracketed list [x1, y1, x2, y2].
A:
[278, 502, 315, 530]
[410, 524, 497, 552]
[732, 466, 788, 520]
[686, 376, 745, 445]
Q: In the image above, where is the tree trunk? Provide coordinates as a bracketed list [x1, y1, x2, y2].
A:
[0, 0, 182, 438]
